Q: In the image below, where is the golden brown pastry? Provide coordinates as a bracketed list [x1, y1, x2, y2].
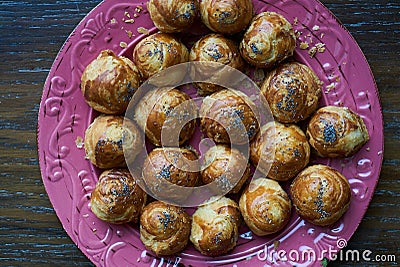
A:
[290, 164, 351, 226]
[84, 115, 143, 169]
[240, 12, 296, 68]
[239, 178, 291, 236]
[143, 147, 200, 188]
[261, 62, 322, 123]
[199, 0, 253, 34]
[189, 33, 245, 95]
[148, 0, 198, 33]
[190, 196, 241, 256]
[90, 169, 147, 224]
[306, 106, 369, 158]
[81, 50, 141, 114]
[201, 144, 250, 194]
[250, 122, 310, 181]
[133, 33, 189, 80]
[134, 87, 197, 147]
[140, 201, 191, 256]
[200, 89, 259, 144]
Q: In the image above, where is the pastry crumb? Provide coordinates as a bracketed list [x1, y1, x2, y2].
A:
[83, 214, 89, 218]
[300, 41, 309, 49]
[135, 6, 143, 13]
[137, 258, 141, 262]
[124, 19, 135, 23]
[294, 17, 298, 25]
[137, 27, 150, 35]
[312, 25, 320, 31]
[75, 136, 84, 149]
[120, 41, 128, 48]
[366, 147, 370, 151]
[274, 240, 280, 250]
[315, 43, 326, 53]
[308, 46, 317, 58]
[133, 13, 139, 18]
[126, 30, 134, 38]
[110, 18, 117, 24]
[320, 33, 325, 38]
[124, 11, 130, 18]
[92, 228, 97, 233]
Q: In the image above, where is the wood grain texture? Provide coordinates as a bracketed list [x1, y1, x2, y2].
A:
[0, 0, 398, 266]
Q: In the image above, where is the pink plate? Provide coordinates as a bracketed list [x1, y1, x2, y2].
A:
[38, 0, 383, 266]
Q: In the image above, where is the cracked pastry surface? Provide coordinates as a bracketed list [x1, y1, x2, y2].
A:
[239, 178, 291, 236]
[201, 144, 250, 194]
[261, 61, 322, 123]
[189, 33, 245, 95]
[306, 106, 369, 158]
[199, 0, 253, 35]
[133, 33, 189, 80]
[200, 89, 260, 145]
[190, 196, 241, 256]
[140, 201, 191, 256]
[81, 50, 141, 114]
[84, 115, 142, 169]
[134, 87, 197, 146]
[148, 0, 198, 33]
[290, 164, 351, 226]
[240, 12, 296, 68]
[90, 169, 147, 224]
[250, 122, 310, 181]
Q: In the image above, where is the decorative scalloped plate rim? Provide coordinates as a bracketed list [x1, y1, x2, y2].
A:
[38, 0, 383, 266]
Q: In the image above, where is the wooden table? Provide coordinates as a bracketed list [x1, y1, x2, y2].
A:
[1, 0, 398, 266]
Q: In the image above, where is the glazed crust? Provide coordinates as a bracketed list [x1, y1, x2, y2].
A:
[306, 106, 369, 158]
[133, 33, 189, 80]
[189, 33, 245, 95]
[261, 62, 322, 123]
[140, 201, 191, 256]
[200, 89, 260, 144]
[239, 178, 291, 236]
[143, 147, 200, 188]
[148, 0, 198, 33]
[199, 0, 253, 34]
[84, 115, 143, 169]
[290, 164, 351, 226]
[134, 88, 197, 146]
[240, 12, 296, 68]
[90, 169, 147, 224]
[81, 50, 141, 114]
[250, 122, 310, 181]
[201, 144, 250, 194]
[190, 196, 241, 256]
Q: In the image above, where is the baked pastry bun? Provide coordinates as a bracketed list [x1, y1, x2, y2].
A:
[290, 165, 351, 226]
[239, 178, 291, 236]
[84, 115, 142, 169]
[189, 33, 245, 95]
[250, 122, 310, 181]
[261, 62, 322, 123]
[90, 169, 147, 224]
[200, 89, 259, 144]
[81, 50, 141, 114]
[134, 87, 197, 146]
[148, 0, 198, 33]
[143, 147, 200, 188]
[240, 12, 296, 68]
[133, 33, 189, 80]
[306, 106, 369, 158]
[190, 196, 241, 256]
[199, 0, 253, 35]
[201, 144, 250, 194]
[140, 201, 191, 256]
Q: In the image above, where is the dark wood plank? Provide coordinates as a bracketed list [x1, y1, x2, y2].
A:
[0, 0, 398, 266]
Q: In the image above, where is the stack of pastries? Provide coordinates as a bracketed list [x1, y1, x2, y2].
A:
[80, 0, 370, 259]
